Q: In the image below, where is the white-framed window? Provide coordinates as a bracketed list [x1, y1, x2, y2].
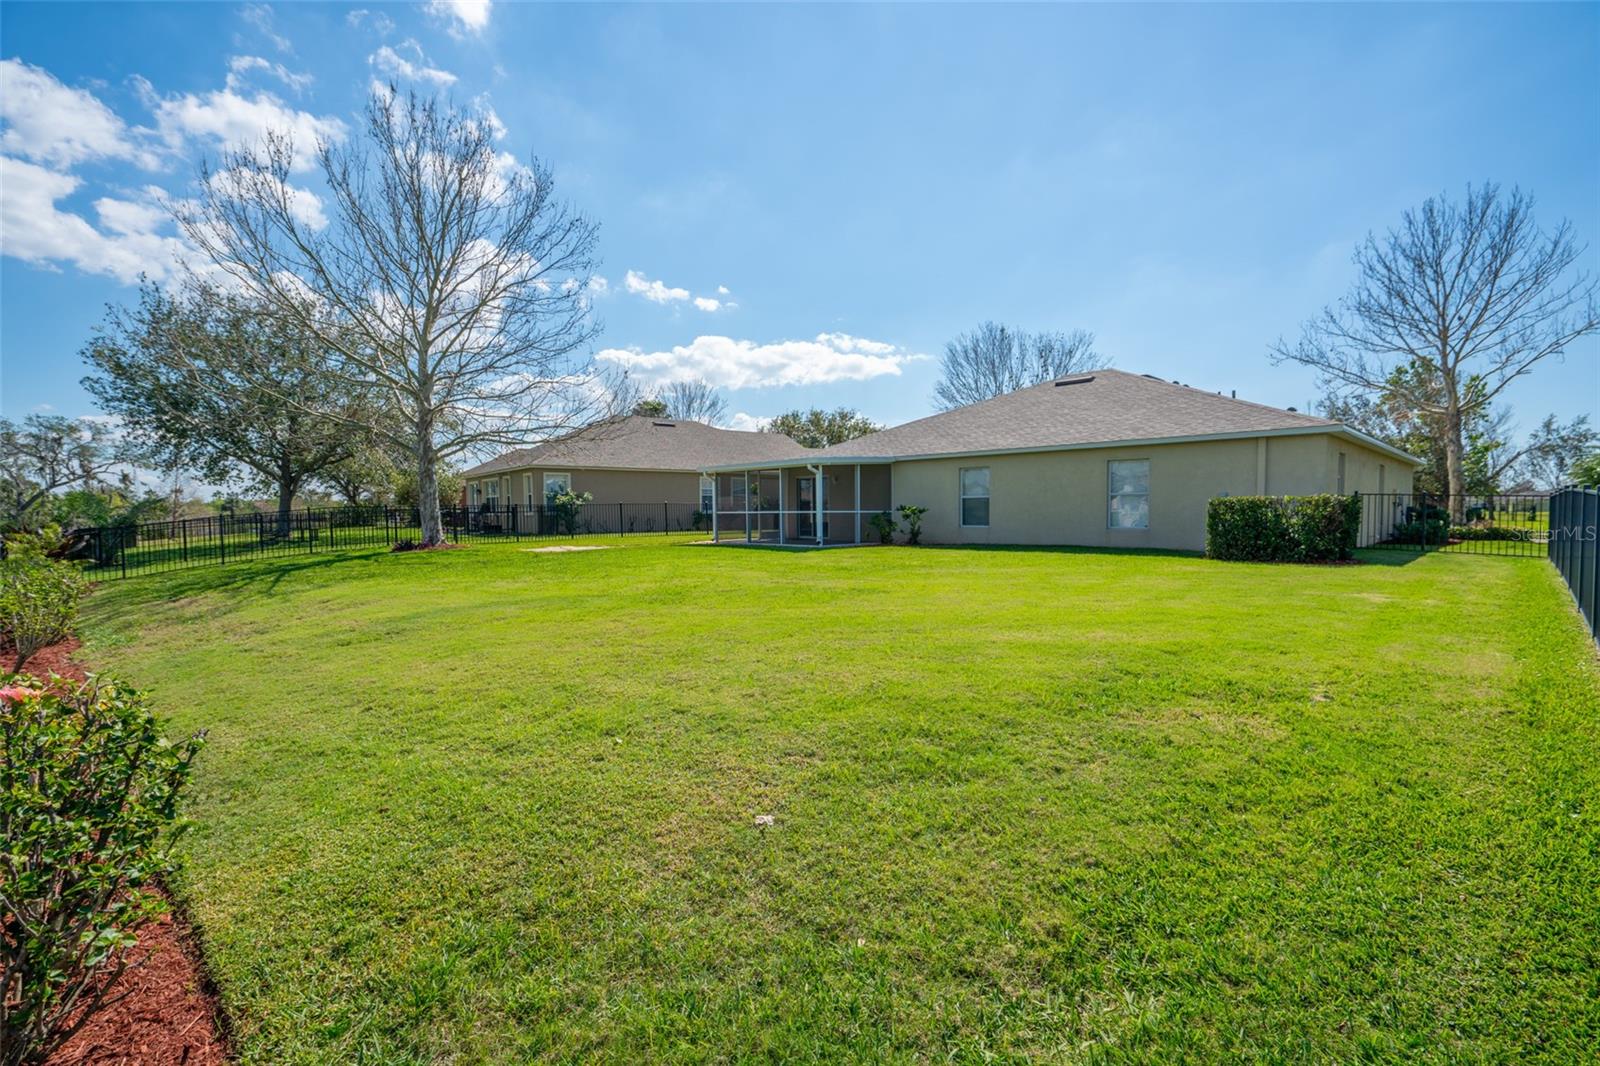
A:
[700, 476, 715, 513]
[470, 482, 481, 506]
[1378, 463, 1386, 495]
[485, 479, 500, 504]
[1337, 452, 1347, 494]
[524, 473, 535, 508]
[543, 472, 571, 499]
[1108, 459, 1149, 529]
[960, 466, 990, 527]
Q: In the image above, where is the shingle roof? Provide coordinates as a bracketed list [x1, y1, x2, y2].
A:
[809, 370, 1343, 461]
[462, 415, 812, 476]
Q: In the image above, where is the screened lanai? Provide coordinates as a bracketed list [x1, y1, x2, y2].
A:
[704, 461, 893, 545]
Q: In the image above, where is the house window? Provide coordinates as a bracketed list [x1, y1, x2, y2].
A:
[960, 467, 990, 527]
[1337, 452, 1347, 494]
[470, 482, 481, 506]
[700, 476, 715, 513]
[543, 472, 571, 500]
[1378, 463, 1386, 495]
[524, 473, 534, 508]
[1108, 460, 1149, 529]
[485, 480, 500, 505]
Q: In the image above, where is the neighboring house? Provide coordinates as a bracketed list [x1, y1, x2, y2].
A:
[461, 415, 811, 531]
[702, 370, 1421, 551]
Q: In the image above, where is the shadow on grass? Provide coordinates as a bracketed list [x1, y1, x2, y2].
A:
[86, 549, 392, 610]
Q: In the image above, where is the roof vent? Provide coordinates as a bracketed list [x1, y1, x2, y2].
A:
[1054, 375, 1094, 387]
[651, 421, 676, 428]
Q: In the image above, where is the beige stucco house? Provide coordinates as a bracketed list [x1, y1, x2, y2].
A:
[462, 415, 811, 532]
[703, 370, 1420, 551]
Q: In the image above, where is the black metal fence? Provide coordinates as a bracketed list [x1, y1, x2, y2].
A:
[1548, 486, 1598, 642]
[61, 502, 706, 581]
[1358, 492, 1553, 558]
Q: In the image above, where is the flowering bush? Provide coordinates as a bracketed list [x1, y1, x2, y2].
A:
[547, 490, 593, 535]
[0, 558, 88, 672]
[0, 676, 204, 1066]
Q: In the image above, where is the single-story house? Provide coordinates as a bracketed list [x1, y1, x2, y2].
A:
[702, 370, 1421, 551]
[461, 414, 811, 532]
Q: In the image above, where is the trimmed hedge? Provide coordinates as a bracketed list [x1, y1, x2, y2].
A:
[1206, 494, 1361, 563]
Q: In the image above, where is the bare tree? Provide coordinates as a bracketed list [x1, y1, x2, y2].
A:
[181, 88, 604, 546]
[0, 416, 118, 532]
[659, 380, 728, 425]
[934, 322, 1107, 410]
[1273, 184, 1599, 514]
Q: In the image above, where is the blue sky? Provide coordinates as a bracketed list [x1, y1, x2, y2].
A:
[2, 1, 1596, 446]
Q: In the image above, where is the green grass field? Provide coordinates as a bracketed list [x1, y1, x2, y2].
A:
[75, 539, 1599, 1063]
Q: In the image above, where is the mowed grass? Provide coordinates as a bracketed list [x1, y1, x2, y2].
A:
[77, 539, 1599, 1063]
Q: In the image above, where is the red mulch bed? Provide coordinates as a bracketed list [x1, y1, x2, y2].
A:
[6, 637, 230, 1065]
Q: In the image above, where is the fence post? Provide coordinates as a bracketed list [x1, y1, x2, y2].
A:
[618, 502, 624, 538]
[218, 514, 227, 565]
[181, 518, 189, 563]
[118, 527, 127, 579]
[664, 501, 669, 535]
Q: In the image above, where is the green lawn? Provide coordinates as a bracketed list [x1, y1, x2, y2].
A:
[76, 539, 1598, 1063]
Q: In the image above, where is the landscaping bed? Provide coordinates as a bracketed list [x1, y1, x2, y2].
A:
[4, 635, 228, 1066]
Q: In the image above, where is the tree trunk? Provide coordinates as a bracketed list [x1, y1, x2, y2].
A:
[1443, 403, 1466, 523]
[276, 471, 295, 541]
[416, 431, 444, 547]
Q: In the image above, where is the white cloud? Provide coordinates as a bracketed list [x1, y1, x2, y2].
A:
[347, 8, 396, 34]
[150, 87, 347, 171]
[369, 43, 457, 88]
[226, 55, 314, 94]
[716, 285, 730, 295]
[0, 156, 188, 283]
[427, 0, 492, 36]
[624, 269, 690, 305]
[693, 296, 722, 312]
[0, 59, 156, 168]
[727, 412, 766, 432]
[94, 189, 169, 235]
[595, 333, 922, 390]
[240, 4, 292, 53]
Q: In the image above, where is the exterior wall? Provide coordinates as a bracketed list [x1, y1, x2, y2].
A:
[465, 467, 703, 509]
[888, 434, 1413, 552]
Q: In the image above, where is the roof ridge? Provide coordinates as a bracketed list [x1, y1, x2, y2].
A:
[1105, 368, 1334, 426]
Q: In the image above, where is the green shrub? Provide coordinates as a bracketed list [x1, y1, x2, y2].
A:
[1289, 494, 1362, 562]
[0, 676, 205, 1066]
[1449, 524, 1527, 542]
[0, 559, 88, 672]
[1391, 518, 1448, 544]
[0, 524, 66, 563]
[1207, 494, 1361, 562]
[1205, 497, 1296, 561]
[896, 505, 927, 546]
[867, 511, 897, 545]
